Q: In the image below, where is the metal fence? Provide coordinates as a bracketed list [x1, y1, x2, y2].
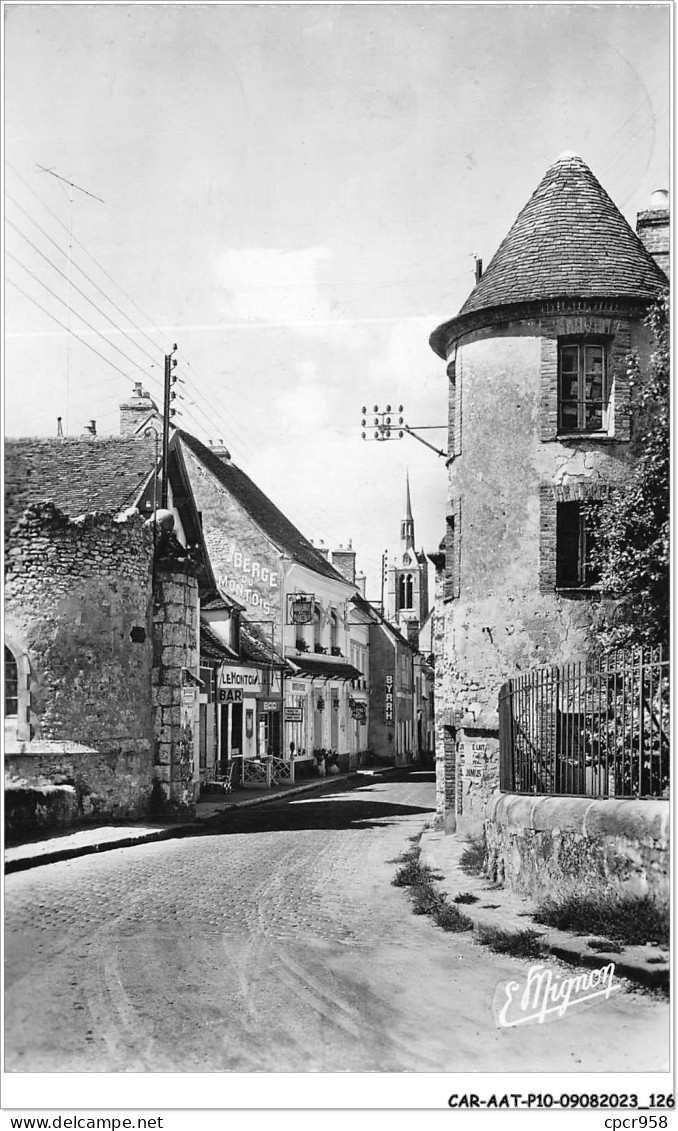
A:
[498, 647, 670, 799]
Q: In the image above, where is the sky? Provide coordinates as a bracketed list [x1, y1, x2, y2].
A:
[4, 2, 670, 599]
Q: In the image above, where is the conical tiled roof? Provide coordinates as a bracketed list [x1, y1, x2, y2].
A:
[430, 153, 668, 355]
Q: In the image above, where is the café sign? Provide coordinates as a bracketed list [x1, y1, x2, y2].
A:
[219, 665, 263, 695]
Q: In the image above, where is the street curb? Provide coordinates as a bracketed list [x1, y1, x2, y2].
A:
[197, 766, 410, 819]
[4, 824, 201, 875]
[5, 767, 402, 873]
[418, 829, 669, 994]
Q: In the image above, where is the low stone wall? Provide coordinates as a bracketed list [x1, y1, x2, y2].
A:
[485, 792, 670, 907]
[6, 784, 79, 839]
[5, 746, 155, 830]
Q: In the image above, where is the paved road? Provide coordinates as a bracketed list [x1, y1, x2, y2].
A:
[5, 771, 669, 1072]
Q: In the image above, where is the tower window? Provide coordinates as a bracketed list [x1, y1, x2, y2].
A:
[558, 341, 610, 433]
[398, 573, 414, 610]
[556, 502, 599, 588]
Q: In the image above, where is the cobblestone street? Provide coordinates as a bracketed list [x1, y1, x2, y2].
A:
[5, 772, 669, 1073]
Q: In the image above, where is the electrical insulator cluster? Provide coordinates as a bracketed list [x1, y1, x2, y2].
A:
[361, 404, 405, 442]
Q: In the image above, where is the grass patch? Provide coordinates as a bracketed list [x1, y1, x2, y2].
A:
[459, 832, 487, 876]
[587, 937, 623, 954]
[453, 891, 479, 904]
[475, 925, 545, 959]
[392, 847, 442, 888]
[434, 902, 474, 932]
[393, 842, 474, 934]
[534, 894, 669, 948]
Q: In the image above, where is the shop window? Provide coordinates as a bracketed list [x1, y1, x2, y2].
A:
[556, 502, 600, 589]
[558, 341, 610, 434]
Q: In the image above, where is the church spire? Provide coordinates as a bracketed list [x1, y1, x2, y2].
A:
[401, 472, 415, 550]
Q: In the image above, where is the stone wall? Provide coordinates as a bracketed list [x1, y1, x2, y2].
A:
[485, 793, 670, 908]
[152, 562, 200, 814]
[5, 503, 156, 821]
[5, 502, 200, 827]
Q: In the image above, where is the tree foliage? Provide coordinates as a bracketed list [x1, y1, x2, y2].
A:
[589, 291, 670, 649]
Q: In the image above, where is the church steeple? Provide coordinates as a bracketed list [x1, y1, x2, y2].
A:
[400, 472, 415, 550]
[385, 473, 429, 637]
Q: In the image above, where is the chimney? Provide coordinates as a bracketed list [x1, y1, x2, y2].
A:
[208, 438, 231, 463]
[120, 383, 159, 436]
[356, 572, 367, 597]
[82, 419, 97, 437]
[331, 543, 356, 585]
[313, 539, 330, 560]
[475, 257, 483, 284]
[636, 188, 669, 278]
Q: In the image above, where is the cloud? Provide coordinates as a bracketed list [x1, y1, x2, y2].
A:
[214, 246, 333, 327]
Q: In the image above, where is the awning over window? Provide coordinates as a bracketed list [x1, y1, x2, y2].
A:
[287, 655, 363, 681]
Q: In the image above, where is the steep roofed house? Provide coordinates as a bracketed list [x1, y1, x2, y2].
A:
[428, 152, 669, 834]
[173, 432, 369, 775]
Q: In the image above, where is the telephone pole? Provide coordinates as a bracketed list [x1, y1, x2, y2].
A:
[162, 345, 178, 508]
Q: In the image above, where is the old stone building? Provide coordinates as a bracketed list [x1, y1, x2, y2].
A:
[4, 435, 222, 831]
[428, 152, 669, 833]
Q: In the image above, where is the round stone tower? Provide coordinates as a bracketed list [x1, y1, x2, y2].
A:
[428, 152, 668, 832]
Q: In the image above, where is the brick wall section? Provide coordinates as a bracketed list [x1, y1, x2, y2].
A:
[538, 485, 558, 592]
[4, 503, 156, 819]
[636, 209, 670, 279]
[152, 562, 199, 814]
[539, 338, 558, 439]
[446, 353, 462, 460]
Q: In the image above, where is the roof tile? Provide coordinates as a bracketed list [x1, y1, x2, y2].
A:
[430, 154, 668, 354]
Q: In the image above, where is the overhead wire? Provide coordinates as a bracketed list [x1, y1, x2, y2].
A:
[6, 176, 254, 455]
[6, 249, 163, 393]
[6, 162, 167, 348]
[7, 275, 157, 390]
[6, 219, 164, 370]
[6, 194, 166, 361]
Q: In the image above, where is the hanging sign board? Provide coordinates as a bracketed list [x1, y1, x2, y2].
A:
[350, 700, 367, 722]
[287, 594, 315, 624]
